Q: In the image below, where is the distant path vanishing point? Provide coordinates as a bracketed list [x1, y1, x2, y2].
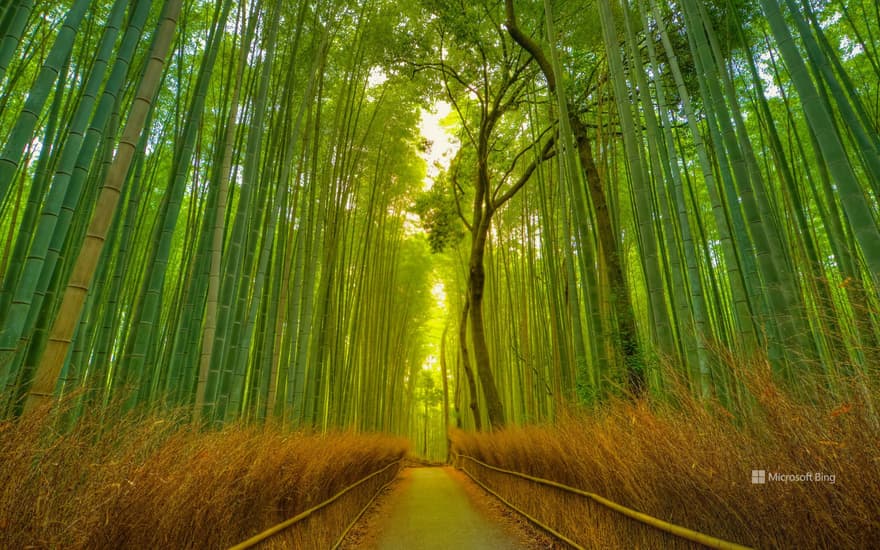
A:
[374, 467, 531, 550]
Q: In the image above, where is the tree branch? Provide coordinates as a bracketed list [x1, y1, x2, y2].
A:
[493, 132, 556, 208]
[504, 0, 557, 93]
[497, 121, 556, 186]
[449, 154, 473, 232]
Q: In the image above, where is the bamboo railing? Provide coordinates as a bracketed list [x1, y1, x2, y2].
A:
[455, 453, 752, 550]
[228, 459, 402, 549]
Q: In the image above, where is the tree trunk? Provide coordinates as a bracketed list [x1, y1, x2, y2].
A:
[458, 299, 482, 431]
[469, 220, 506, 428]
[440, 323, 451, 462]
[571, 116, 646, 396]
[505, 0, 645, 396]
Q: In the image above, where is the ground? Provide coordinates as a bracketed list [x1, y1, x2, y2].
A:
[340, 466, 559, 549]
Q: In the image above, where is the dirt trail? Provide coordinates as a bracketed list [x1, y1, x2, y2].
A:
[347, 467, 538, 549]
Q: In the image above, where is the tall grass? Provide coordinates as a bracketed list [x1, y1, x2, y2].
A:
[451, 359, 880, 548]
[0, 399, 407, 548]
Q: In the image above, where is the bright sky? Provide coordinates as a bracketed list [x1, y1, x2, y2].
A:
[418, 101, 457, 189]
[420, 278, 448, 374]
[402, 100, 457, 237]
[414, 104, 456, 374]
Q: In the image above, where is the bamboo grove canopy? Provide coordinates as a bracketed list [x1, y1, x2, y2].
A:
[0, 0, 878, 443]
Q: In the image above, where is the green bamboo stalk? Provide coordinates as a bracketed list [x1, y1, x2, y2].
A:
[194, 1, 257, 420]
[0, 50, 72, 408]
[795, 0, 880, 192]
[759, 0, 880, 285]
[207, 0, 282, 422]
[122, 0, 232, 407]
[638, 0, 712, 393]
[598, 0, 673, 362]
[0, 0, 32, 88]
[0, 0, 90, 206]
[0, 0, 129, 384]
[654, 0, 756, 351]
[23, 0, 184, 414]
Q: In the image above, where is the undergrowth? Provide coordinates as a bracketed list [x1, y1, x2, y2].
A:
[451, 360, 880, 548]
[0, 400, 407, 548]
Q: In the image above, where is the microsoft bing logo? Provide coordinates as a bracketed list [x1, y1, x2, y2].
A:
[751, 470, 766, 484]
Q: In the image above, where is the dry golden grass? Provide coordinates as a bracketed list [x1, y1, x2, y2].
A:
[0, 400, 407, 549]
[451, 360, 880, 549]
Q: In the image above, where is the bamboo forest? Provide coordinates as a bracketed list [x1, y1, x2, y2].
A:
[1, 0, 878, 547]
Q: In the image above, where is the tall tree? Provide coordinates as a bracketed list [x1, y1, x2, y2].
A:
[505, 0, 647, 395]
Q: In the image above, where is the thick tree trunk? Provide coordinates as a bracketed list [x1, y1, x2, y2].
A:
[571, 117, 646, 396]
[469, 215, 507, 428]
[440, 323, 451, 461]
[458, 299, 482, 431]
[505, 1, 645, 396]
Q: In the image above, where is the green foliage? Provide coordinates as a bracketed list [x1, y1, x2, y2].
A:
[0, 0, 878, 444]
[414, 180, 464, 253]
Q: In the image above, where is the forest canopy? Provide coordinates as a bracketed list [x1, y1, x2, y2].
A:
[0, 0, 878, 449]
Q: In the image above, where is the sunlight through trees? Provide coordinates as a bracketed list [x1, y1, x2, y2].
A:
[0, 0, 878, 447]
